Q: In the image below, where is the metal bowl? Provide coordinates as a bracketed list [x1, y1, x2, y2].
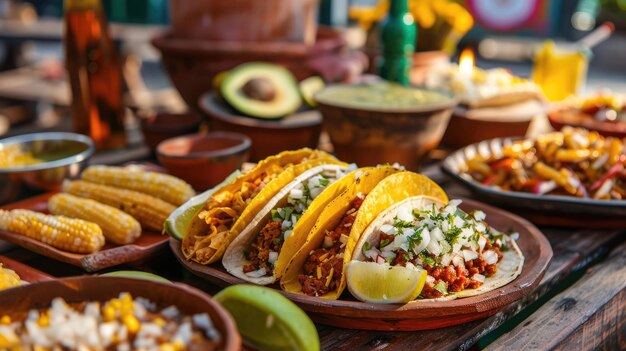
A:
[0, 132, 94, 203]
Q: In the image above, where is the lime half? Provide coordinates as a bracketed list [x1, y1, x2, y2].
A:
[164, 170, 240, 241]
[214, 285, 319, 351]
[102, 270, 170, 283]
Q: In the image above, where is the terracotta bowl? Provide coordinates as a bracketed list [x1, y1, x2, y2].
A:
[441, 99, 546, 149]
[548, 107, 626, 138]
[151, 27, 360, 108]
[157, 131, 251, 190]
[0, 276, 241, 350]
[199, 92, 322, 161]
[139, 111, 202, 153]
[315, 85, 456, 170]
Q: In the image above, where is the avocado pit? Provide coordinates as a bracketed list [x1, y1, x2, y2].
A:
[241, 78, 277, 102]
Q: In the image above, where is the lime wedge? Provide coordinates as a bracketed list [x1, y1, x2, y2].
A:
[164, 170, 240, 241]
[102, 270, 170, 283]
[346, 261, 427, 303]
[214, 285, 319, 351]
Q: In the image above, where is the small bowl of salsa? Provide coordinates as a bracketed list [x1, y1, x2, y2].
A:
[315, 81, 456, 170]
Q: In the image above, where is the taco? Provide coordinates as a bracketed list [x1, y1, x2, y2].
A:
[222, 163, 359, 284]
[181, 148, 338, 265]
[280, 169, 447, 299]
[350, 196, 524, 301]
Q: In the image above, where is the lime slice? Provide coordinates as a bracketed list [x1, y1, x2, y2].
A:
[346, 261, 427, 303]
[164, 170, 240, 241]
[102, 270, 170, 283]
[214, 285, 319, 351]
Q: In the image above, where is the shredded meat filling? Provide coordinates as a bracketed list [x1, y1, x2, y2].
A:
[298, 197, 364, 296]
[243, 221, 283, 273]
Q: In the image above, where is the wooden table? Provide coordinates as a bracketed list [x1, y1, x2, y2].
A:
[0, 164, 624, 350]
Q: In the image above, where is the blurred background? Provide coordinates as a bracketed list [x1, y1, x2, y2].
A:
[0, 0, 624, 162]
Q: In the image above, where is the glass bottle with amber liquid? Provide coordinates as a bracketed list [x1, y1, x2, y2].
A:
[64, 0, 127, 150]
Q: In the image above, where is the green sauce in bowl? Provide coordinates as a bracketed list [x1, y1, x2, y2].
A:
[315, 82, 453, 111]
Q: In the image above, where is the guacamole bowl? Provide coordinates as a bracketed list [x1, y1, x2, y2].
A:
[315, 82, 456, 170]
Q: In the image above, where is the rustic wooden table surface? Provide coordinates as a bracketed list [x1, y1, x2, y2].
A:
[1, 163, 624, 351]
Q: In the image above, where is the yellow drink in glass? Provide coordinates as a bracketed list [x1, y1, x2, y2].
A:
[532, 41, 589, 102]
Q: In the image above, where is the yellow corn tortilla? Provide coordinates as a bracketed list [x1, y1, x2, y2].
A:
[281, 169, 446, 299]
[352, 195, 524, 301]
[222, 163, 357, 285]
[181, 148, 337, 264]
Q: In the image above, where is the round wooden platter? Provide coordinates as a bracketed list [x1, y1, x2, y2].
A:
[170, 198, 553, 331]
[0, 192, 170, 272]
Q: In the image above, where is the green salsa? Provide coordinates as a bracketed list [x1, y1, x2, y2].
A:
[315, 82, 451, 110]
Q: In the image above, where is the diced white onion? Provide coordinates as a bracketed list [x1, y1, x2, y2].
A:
[452, 243, 462, 253]
[452, 254, 464, 267]
[431, 227, 444, 242]
[380, 250, 396, 259]
[289, 189, 303, 199]
[475, 223, 486, 233]
[448, 199, 463, 208]
[413, 227, 430, 254]
[537, 181, 557, 195]
[453, 216, 465, 228]
[427, 239, 441, 256]
[393, 235, 405, 249]
[365, 248, 379, 260]
[403, 227, 415, 238]
[440, 253, 452, 267]
[268, 251, 278, 264]
[478, 235, 487, 251]
[483, 250, 498, 265]
[472, 273, 486, 283]
[380, 224, 397, 235]
[281, 220, 291, 229]
[462, 249, 478, 261]
[473, 210, 486, 221]
[323, 236, 333, 248]
[283, 230, 293, 239]
[245, 268, 267, 277]
[397, 207, 414, 222]
[510, 232, 519, 241]
[426, 275, 435, 284]
[339, 234, 349, 244]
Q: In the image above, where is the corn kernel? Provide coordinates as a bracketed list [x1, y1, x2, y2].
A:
[37, 314, 49, 327]
[0, 315, 10, 324]
[160, 344, 175, 351]
[154, 317, 166, 327]
[103, 306, 116, 322]
[123, 315, 140, 334]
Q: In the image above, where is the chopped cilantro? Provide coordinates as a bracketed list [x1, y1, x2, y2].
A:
[362, 241, 371, 254]
[444, 227, 462, 243]
[319, 177, 330, 187]
[421, 254, 435, 267]
[271, 209, 281, 222]
[380, 238, 391, 248]
[393, 216, 413, 228]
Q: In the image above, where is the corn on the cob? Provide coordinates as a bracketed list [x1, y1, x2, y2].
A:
[0, 209, 104, 254]
[62, 180, 175, 232]
[48, 193, 142, 245]
[81, 165, 195, 206]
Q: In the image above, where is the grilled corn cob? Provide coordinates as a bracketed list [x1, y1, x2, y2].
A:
[62, 180, 175, 232]
[48, 193, 142, 245]
[0, 209, 104, 254]
[81, 165, 195, 206]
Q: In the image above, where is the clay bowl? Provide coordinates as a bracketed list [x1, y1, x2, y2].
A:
[441, 99, 546, 149]
[157, 131, 250, 190]
[0, 276, 240, 350]
[548, 107, 626, 138]
[139, 111, 202, 153]
[315, 85, 456, 170]
[199, 92, 322, 161]
[151, 27, 353, 108]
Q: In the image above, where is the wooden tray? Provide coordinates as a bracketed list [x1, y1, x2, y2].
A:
[0, 193, 169, 272]
[170, 198, 553, 331]
[0, 255, 53, 283]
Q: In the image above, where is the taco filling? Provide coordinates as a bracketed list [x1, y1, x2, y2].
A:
[361, 199, 514, 299]
[243, 168, 349, 277]
[298, 194, 365, 296]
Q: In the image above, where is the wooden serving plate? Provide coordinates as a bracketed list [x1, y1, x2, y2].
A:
[0, 276, 241, 351]
[0, 193, 170, 272]
[170, 198, 553, 331]
[0, 255, 53, 283]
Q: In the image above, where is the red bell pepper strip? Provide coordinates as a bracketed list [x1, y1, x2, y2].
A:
[590, 161, 624, 191]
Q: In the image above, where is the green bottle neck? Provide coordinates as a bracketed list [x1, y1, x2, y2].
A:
[389, 0, 409, 16]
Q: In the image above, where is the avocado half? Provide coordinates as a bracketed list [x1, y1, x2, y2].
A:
[220, 62, 302, 119]
[299, 76, 325, 107]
